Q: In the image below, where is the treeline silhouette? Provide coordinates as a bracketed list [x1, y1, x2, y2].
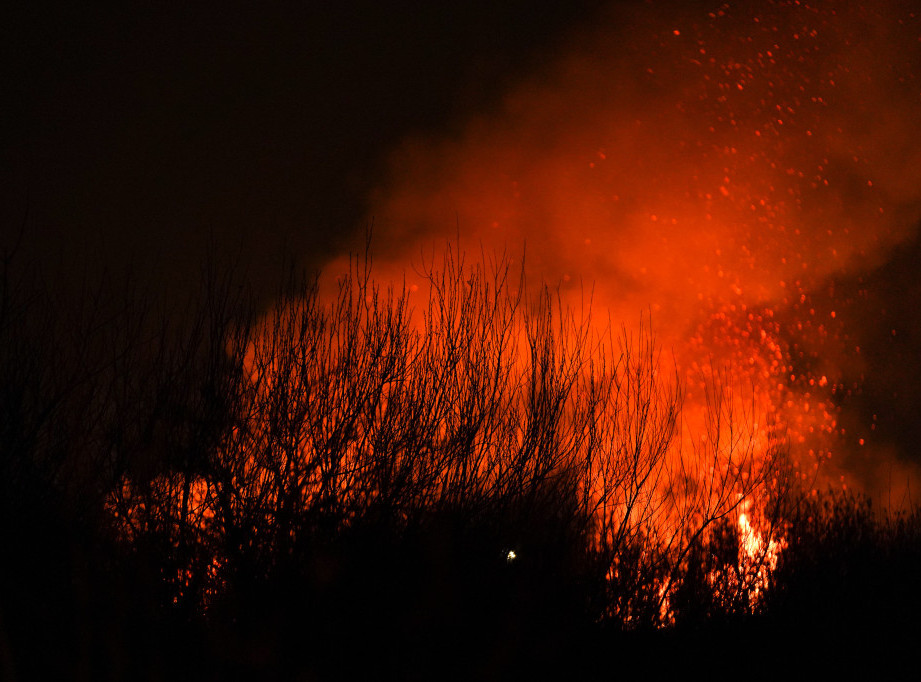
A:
[1, 239, 918, 680]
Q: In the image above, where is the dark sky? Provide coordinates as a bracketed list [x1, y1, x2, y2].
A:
[3, 0, 607, 294]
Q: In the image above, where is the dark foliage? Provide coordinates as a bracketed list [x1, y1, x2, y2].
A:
[1, 240, 918, 680]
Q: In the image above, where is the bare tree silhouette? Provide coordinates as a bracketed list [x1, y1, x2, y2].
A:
[7, 237, 913, 679]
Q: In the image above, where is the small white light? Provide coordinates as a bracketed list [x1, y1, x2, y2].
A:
[506, 550, 517, 562]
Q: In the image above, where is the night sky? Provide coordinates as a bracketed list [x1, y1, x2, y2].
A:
[3, 0, 606, 292]
[4, 0, 921, 502]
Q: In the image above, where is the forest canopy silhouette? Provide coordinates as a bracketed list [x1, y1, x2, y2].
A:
[1, 238, 919, 680]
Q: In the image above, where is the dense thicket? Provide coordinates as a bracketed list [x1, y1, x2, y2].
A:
[1, 241, 917, 679]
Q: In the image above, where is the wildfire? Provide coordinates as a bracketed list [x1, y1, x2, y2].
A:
[104, 0, 920, 627]
[334, 0, 919, 618]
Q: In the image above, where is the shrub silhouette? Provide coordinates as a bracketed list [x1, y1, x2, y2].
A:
[766, 489, 921, 636]
[4, 237, 915, 678]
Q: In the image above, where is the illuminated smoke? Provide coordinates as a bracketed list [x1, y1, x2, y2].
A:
[341, 0, 921, 505]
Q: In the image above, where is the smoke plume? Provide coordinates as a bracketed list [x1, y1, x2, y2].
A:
[333, 0, 921, 504]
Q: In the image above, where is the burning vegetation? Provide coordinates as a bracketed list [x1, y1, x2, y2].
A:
[104, 244, 791, 628]
[2, 239, 920, 679]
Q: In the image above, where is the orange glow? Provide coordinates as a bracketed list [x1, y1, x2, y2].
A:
[338, 0, 920, 616]
[357, 0, 921, 500]
[104, 0, 921, 626]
